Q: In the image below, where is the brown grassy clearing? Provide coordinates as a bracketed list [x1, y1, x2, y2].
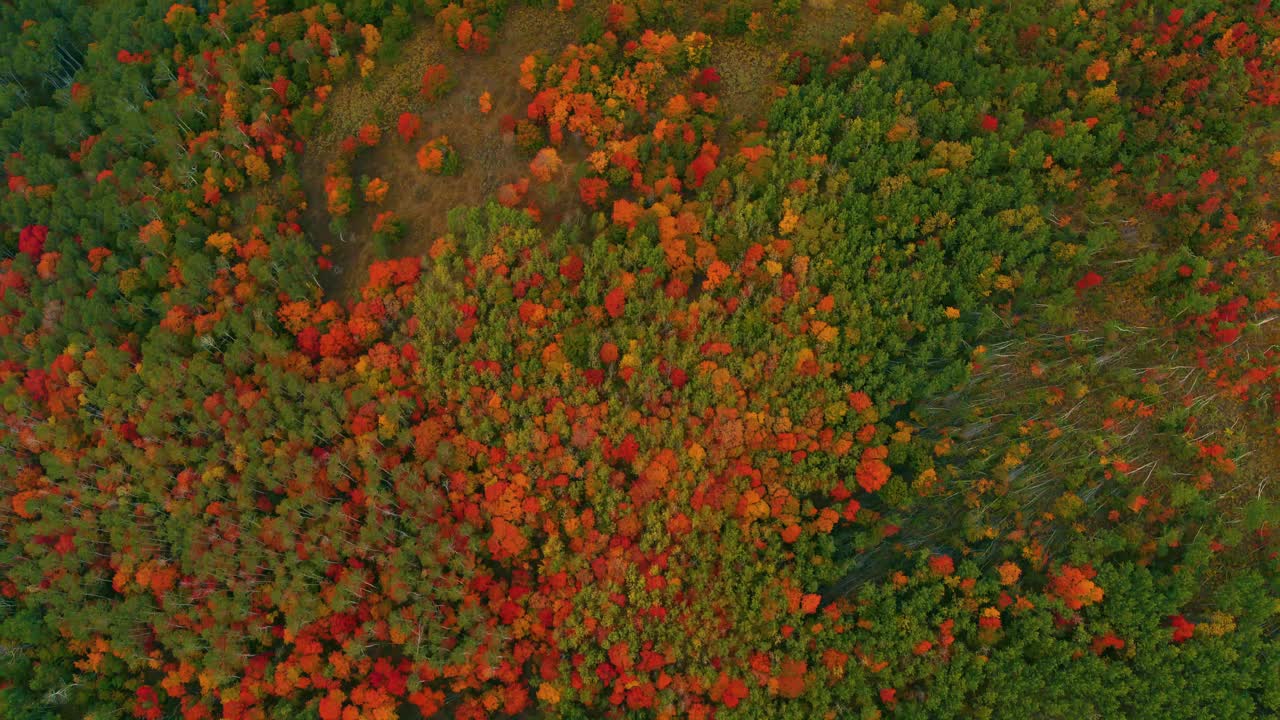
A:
[301, 4, 583, 297]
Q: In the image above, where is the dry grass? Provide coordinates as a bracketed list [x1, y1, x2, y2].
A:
[301, 5, 580, 296]
[710, 38, 779, 125]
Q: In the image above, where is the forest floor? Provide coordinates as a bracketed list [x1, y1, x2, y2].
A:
[1072, 200, 1280, 506]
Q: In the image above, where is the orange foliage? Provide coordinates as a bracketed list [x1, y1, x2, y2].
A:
[529, 147, 562, 182]
[1085, 58, 1110, 82]
[364, 177, 389, 204]
[1048, 564, 1104, 610]
[488, 517, 528, 560]
[357, 123, 381, 147]
[612, 199, 642, 228]
[855, 446, 891, 493]
[775, 659, 808, 698]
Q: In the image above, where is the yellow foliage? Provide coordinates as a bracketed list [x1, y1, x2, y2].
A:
[779, 206, 800, 236]
[997, 562, 1022, 585]
[813, 322, 839, 343]
[1085, 81, 1119, 105]
[537, 683, 562, 705]
[243, 153, 270, 183]
[1199, 612, 1237, 637]
[931, 141, 974, 169]
[206, 232, 236, 254]
[361, 24, 381, 55]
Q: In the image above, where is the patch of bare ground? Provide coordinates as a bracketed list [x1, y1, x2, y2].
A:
[793, 0, 867, 51]
[709, 38, 778, 130]
[301, 4, 583, 297]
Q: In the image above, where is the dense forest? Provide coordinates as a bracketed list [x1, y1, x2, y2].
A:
[1, 0, 1278, 718]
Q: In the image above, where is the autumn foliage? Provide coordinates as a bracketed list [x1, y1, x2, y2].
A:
[1, 2, 1278, 720]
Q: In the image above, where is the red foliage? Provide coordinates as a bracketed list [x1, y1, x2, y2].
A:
[134, 686, 163, 720]
[612, 199, 642, 228]
[687, 142, 720, 188]
[1169, 615, 1195, 643]
[712, 673, 748, 708]
[117, 49, 149, 64]
[497, 178, 530, 208]
[599, 342, 619, 364]
[397, 113, 422, 143]
[318, 690, 344, 720]
[559, 254, 584, 283]
[1075, 271, 1104, 295]
[1091, 633, 1125, 655]
[578, 177, 610, 208]
[849, 391, 873, 412]
[1048, 564, 1104, 610]
[366, 257, 420, 291]
[88, 242, 112, 267]
[456, 19, 474, 50]
[775, 659, 808, 699]
[488, 517, 528, 560]
[928, 554, 955, 577]
[855, 446, 891, 492]
[604, 286, 627, 318]
[694, 67, 721, 89]
[18, 225, 48, 259]
[270, 76, 291, 101]
[421, 64, 450, 98]
[357, 123, 381, 147]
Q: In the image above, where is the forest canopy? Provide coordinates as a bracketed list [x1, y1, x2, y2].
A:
[1, 1, 1278, 719]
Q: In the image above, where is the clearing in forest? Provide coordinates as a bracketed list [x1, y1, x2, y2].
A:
[301, 1, 868, 296]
